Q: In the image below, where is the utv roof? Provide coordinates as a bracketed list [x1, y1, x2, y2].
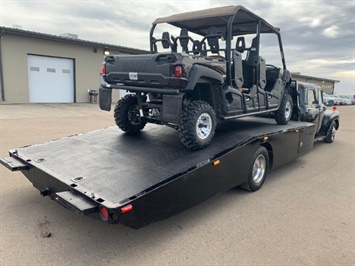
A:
[153, 5, 279, 36]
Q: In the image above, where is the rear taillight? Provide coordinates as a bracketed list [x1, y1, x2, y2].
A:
[99, 206, 109, 221]
[121, 204, 133, 214]
[175, 65, 183, 77]
[101, 64, 106, 75]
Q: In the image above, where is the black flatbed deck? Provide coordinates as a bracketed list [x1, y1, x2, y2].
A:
[2, 117, 316, 228]
[8, 117, 311, 205]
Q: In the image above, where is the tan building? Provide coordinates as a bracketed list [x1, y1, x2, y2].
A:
[0, 26, 146, 104]
[292, 73, 339, 94]
[0, 26, 340, 103]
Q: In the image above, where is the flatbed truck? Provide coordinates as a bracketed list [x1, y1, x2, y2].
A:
[0, 81, 339, 229]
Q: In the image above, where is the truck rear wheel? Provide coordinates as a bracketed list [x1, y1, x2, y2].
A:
[239, 146, 269, 192]
[114, 95, 146, 133]
[275, 93, 293, 125]
[324, 120, 337, 143]
[179, 100, 216, 150]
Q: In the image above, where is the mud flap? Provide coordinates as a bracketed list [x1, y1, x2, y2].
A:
[161, 94, 184, 125]
[99, 87, 112, 111]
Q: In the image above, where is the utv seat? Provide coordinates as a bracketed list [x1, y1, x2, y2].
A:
[206, 27, 220, 54]
[151, 32, 172, 52]
[265, 67, 280, 92]
[231, 50, 244, 89]
[179, 28, 190, 53]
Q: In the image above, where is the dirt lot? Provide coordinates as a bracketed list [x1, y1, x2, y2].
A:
[0, 104, 354, 265]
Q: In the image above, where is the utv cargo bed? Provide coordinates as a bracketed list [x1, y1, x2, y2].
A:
[1, 117, 316, 228]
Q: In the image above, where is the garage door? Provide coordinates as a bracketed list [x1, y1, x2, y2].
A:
[28, 55, 74, 103]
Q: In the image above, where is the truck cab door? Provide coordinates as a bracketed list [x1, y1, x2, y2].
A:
[304, 87, 323, 132]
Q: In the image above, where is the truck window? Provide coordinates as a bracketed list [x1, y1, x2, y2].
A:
[307, 88, 317, 106]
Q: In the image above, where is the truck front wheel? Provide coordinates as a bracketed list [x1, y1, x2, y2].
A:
[114, 94, 146, 133]
[239, 146, 269, 192]
[324, 120, 337, 143]
[179, 100, 217, 150]
[275, 93, 293, 125]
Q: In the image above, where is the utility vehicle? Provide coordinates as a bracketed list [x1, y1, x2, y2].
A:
[100, 6, 293, 149]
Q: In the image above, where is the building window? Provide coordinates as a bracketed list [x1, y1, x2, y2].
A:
[62, 69, 71, 74]
[47, 68, 56, 73]
[30, 66, 40, 72]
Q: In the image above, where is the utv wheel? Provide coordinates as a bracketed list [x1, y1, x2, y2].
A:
[239, 146, 269, 192]
[114, 94, 146, 133]
[275, 93, 293, 125]
[324, 120, 337, 143]
[179, 100, 217, 150]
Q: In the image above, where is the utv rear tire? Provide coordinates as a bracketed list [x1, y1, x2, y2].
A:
[179, 100, 217, 150]
[324, 120, 337, 143]
[239, 146, 269, 192]
[114, 94, 146, 133]
[275, 93, 293, 125]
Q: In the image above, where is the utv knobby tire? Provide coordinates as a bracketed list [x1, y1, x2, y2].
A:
[275, 93, 293, 125]
[179, 100, 217, 150]
[114, 94, 146, 133]
[324, 120, 337, 143]
[239, 146, 269, 192]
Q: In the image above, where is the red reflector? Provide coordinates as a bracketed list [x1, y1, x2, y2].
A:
[332, 106, 337, 111]
[175, 66, 183, 77]
[99, 206, 109, 220]
[101, 64, 106, 75]
[121, 204, 133, 214]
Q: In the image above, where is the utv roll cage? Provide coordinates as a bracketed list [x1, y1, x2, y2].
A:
[149, 5, 287, 89]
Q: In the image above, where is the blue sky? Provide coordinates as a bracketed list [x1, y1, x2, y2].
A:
[1, 0, 354, 95]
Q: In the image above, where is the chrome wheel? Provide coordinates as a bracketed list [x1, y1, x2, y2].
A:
[196, 113, 212, 140]
[330, 127, 336, 142]
[252, 154, 266, 184]
[285, 101, 292, 120]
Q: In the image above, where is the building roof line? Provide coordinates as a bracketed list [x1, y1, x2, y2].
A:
[0, 26, 148, 54]
[292, 72, 340, 83]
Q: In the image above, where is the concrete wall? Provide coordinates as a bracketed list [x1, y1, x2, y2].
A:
[0, 34, 122, 103]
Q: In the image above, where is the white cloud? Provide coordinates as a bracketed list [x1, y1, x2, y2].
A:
[323, 25, 339, 38]
[310, 18, 322, 28]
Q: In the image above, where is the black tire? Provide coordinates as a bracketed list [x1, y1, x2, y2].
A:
[275, 93, 293, 125]
[114, 94, 146, 133]
[324, 120, 337, 143]
[179, 100, 217, 150]
[239, 146, 269, 192]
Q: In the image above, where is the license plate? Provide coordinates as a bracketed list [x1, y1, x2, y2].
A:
[129, 72, 138, 80]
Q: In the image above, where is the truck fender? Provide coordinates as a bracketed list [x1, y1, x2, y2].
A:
[319, 109, 340, 135]
[184, 64, 224, 91]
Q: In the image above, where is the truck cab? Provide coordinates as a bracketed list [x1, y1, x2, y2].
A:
[294, 81, 339, 143]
